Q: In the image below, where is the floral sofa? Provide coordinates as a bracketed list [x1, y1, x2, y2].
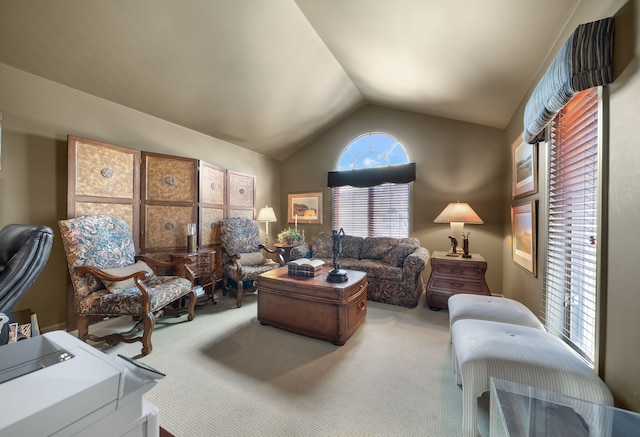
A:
[290, 233, 430, 308]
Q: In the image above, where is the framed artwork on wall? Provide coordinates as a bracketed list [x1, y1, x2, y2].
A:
[288, 192, 322, 225]
[512, 137, 538, 199]
[511, 201, 537, 276]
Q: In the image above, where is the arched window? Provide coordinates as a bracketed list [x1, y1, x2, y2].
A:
[332, 132, 411, 238]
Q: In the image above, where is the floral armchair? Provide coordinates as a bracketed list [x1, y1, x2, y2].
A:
[58, 214, 196, 356]
[220, 217, 284, 307]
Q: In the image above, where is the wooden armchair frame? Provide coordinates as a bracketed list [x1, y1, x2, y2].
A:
[74, 256, 197, 355]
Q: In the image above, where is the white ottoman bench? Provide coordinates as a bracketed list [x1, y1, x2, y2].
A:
[448, 294, 544, 330]
[448, 294, 546, 379]
[452, 319, 613, 437]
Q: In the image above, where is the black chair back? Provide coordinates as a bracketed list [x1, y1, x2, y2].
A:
[0, 224, 53, 344]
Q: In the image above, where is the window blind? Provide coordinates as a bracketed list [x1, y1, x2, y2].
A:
[333, 183, 410, 238]
[544, 87, 600, 366]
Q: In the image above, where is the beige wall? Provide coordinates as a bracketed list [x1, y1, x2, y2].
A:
[281, 104, 508, 293]
[0, 62, 281, 331]
[503, 0, 640, 411]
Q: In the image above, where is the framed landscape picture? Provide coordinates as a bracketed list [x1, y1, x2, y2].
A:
[288, 192, 322, 225]
[512, 137, 538, 199]
[511, 201, 536, 276]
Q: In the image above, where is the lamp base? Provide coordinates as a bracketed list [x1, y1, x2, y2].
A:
[462, 253, 472, 258]
[446, 252, 460, 257]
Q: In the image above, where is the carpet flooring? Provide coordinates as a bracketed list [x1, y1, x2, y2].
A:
[94, 291, 488, 436]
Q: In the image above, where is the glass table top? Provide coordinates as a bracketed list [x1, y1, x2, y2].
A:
[490, 377, 640, 437]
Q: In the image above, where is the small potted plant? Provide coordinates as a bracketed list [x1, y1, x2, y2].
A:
[277, 228, 305, 246]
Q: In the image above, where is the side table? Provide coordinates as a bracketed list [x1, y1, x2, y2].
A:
[170, 249, 216, 304]
[426, 250, 490, 310]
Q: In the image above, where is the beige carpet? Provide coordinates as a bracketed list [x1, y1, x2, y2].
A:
[94, 292, 486, 436]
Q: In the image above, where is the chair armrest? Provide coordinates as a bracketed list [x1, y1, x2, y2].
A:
[259, 244, 285, 266]
[221, 246, 243, 275]
[75, 265, 150, 283]
[75, 265, 153, 307]
[136, 254, 192, 269]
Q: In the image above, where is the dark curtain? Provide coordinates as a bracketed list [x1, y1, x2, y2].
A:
[523, 17, 614, 144]
[327, 163, 416, 188]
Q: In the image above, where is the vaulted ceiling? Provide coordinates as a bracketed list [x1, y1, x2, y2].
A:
[0, 0, 620, 160]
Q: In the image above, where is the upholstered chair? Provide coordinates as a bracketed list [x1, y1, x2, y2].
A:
[58, 214, 196, 356]
[219, 217, 284, 307]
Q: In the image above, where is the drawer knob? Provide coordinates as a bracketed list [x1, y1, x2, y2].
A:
[450, 282, 465, 288]
[357, 301, 365, 310]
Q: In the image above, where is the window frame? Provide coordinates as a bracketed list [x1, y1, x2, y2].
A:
[543, 86, 608, 372]
[332, 132, 412, 238]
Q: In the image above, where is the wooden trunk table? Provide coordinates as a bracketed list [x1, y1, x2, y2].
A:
[257, 266, 367, 345]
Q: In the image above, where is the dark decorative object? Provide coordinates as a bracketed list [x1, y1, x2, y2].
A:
[327, 228, 348, 283]
[447, 236, 459, 256]
[462, 234, 471, 258]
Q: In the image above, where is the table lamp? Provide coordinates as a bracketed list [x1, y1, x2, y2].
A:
[257, 205, 277, 245]
[433, 202, 483, 257]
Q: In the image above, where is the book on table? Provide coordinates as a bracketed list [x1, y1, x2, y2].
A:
[287, 258, 325, 277]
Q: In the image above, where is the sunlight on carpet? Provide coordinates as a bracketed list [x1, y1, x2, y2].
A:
[94, 292, 488, 436]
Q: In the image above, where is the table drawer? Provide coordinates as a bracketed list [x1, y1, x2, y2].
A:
[432, 264, 484, 279]
[430, 278, 487, 294]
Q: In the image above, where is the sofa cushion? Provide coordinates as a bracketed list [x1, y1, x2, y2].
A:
[382, 244, 416, 267]
[341, 235, 364, 259]
[361, 237, 401, 260]
[340, 258, 403, 281]
[310, 233, 332, 258]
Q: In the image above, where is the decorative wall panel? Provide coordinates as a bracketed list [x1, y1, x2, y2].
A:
[200, 163, 226, 206]
[200, 207, 224, 246]
[67, 136, 140, 247]
[228, 208, 255, 219]
[75, 142, 135, 199]
[144, 155, 196, 202]
[141, 152, 197, 253]
[144, 205, 194, 250]
[227, 171, 255, 208]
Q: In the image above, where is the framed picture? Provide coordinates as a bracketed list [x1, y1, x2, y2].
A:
[288, 192, 322, 225]
[511, 201, 536, 276]
[512, 137, 538, 199]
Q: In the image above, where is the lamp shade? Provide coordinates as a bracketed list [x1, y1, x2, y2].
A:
[257, 206, 277, 223]
[433, 202, 483, 224]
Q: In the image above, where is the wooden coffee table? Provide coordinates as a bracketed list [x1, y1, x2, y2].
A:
[257, 266, 367, 345]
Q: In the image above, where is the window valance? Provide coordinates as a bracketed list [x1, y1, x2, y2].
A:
[327, 162, 416, 188]
[523, 17, 614, 144]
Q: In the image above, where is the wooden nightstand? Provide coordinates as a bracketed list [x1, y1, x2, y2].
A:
[170, 249, 216, 304]
[426, 250, 490, 310]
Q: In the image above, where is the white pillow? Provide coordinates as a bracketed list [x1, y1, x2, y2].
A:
[239, 252, 266, 265]
[101, 260, 156, 292]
